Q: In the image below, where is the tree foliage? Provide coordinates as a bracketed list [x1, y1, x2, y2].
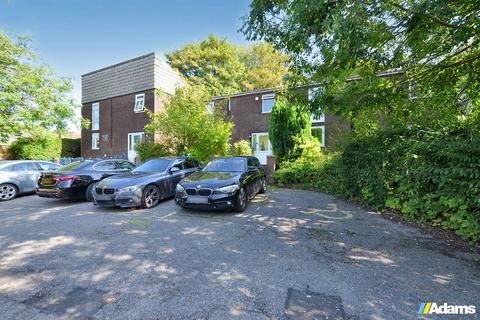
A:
[232, 140, 253, 156]
[144, 85, 233, 163]
[166, 34, 288, 96]
[269, 98, 312, 161]
[242, 0, 480, 131]
[0, 31, 78, 144]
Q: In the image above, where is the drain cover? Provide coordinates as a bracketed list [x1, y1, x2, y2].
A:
[285, 288, 347, 320]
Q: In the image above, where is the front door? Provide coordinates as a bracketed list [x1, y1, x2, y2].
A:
[128, 132, 144, 163]
[252, 132, 272, 165]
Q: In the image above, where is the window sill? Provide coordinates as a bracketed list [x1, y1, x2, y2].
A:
[134, 109, 145, 113]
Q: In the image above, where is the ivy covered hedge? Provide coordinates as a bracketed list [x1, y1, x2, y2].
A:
[274, 124, 480, 241]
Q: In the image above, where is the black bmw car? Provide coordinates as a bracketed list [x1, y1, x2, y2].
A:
[175, 156, 266, 212]
[36, 159, 135, 201]
[93, 156, 200, 209]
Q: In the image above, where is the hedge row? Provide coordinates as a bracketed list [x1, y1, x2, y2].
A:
[274, 126, 480, 241]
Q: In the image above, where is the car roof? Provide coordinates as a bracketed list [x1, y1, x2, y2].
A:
[146, 156, 188, 161]
[0, 160, 54, 167]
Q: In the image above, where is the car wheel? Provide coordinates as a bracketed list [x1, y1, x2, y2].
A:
[142, 185, 160, 209]
[0, 183, 18, 201]
[259, 177, 267, 194]
[85, 182, 97, 202]
[234, 187, 248, 212]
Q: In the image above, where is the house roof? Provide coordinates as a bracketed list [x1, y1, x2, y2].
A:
[81, 53, 182, 104]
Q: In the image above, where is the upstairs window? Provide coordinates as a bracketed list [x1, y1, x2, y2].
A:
[207, 102, 215, 114]
[261, 94, 275, 113]
[134, 93, 145, 112]
[92, 103, 99, 130]
[308, 87, 325, 122]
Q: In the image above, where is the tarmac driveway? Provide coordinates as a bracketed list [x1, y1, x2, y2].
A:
[0, 189, 478, 320]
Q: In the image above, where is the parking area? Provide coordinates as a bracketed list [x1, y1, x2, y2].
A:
[0, 189, 479, 320]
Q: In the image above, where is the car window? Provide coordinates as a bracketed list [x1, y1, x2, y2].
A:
[0, 164, 14, 172]
[13, 162, 37, 171]
[170, 159, 184, 170]
[37, 162, 60, 171]
[132, 159, 171, 173]
[184, 158, 198, 169]
[114, 160, 135, 171]
[58, 161, 93, 173]
[203, 158, 246, 172]
[253, 158, 262, 168]
[93, 160, 116, 171]
[247, 158, 255, 168]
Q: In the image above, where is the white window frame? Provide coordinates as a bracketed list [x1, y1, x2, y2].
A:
[128, 132, 145, 152]
[91, 102, 99, 131]
[207, 101, 215, 114]
[261, 94, 275, 113]
[91, 132, 100, 150]
[308, 87, 325, 122]
[311, 125, 325, 147]
[134, 93, 145, 113]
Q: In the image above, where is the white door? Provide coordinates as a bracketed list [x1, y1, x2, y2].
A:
[128, 132, 144, 163]
[252, 132, 272, 165]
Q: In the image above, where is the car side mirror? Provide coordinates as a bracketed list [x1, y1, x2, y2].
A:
[169, 167, 180, 174]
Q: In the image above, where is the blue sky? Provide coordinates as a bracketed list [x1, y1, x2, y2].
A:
[0, 0, 252, 104]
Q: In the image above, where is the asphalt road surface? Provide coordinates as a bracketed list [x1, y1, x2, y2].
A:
[0, 189, 478, 319]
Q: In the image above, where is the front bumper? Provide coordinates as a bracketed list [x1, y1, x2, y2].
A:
[93, 190, 142, 208]
[174, 191, 237, 210]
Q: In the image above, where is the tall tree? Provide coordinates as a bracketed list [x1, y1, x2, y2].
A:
[0, 31, 78, 143]
[241, 1, 480, 131]
[166, 34, 288, 96]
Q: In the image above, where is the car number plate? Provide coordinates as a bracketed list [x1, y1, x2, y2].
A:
[187, 196, 209, 204]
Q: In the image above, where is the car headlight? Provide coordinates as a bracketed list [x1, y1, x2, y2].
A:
[119, 185, 137, 192]
[215, 184, 240, 194]
[176, 184, 185, 192]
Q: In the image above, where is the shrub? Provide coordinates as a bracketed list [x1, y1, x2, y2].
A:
[135, 141, 171, 161]
[9, 131, 61, 160]
[269, 98, 312, 161]
[61, 138, 81, 157]
[274, 123, 480, 241]
[232, 140, 253, 156]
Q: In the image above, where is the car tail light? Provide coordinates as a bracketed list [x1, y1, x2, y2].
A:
[54, 176, 79, 182]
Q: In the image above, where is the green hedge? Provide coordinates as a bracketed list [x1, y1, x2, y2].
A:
[61, 138, 81, 157]
[274, 125, 480, 241]
[9, 133, 61, 160]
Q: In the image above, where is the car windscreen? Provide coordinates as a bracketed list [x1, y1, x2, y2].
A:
[203, 158, 246, 172]
[132, 159, 171, 173]
[58, 161, 93, 173]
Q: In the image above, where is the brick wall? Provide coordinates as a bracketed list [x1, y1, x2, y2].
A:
[81, 89, 156, 158]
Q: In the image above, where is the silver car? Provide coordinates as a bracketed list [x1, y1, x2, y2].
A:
[0, 160, 62, 201]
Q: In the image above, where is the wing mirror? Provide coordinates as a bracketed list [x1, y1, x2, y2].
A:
[169, 167, 180, 174]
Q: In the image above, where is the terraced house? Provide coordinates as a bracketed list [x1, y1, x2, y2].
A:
[81, 53, 350, 164]
[81, 53, 182, 162]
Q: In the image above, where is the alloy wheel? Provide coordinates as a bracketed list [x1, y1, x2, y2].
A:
[0, 184, 17, 201]
[144, 186, 160, 208]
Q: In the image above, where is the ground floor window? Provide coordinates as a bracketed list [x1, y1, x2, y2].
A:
[128, 132, 145, 163]
[92, 132, 100, 150]
[311, 125, 325, 147]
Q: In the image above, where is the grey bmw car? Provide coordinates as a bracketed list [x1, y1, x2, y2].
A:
[0, 160, 62, 201]
[92, 156, 200, 208]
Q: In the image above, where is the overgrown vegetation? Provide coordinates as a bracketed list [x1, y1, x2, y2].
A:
[60, 138, 81, 157]
[244, 1, 480, 240]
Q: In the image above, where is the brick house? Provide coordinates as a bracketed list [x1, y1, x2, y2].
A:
[81, 53, 350, 164]
[81, 53, 182, 162]
[212, 88, 351, 164]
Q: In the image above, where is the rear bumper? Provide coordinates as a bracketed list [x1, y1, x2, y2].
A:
[36, 186, 84, 200]
[174, 192, 237, 211]
[93, 191, 142, 208]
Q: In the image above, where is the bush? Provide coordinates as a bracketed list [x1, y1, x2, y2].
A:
[61, 138, 81, 157]
[9, 131, 61, 160]
[274, 123, 480, 241]
[232, 140, 253, 156]
[135, 141, 171, 161]
[269, 98, 312, 161]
